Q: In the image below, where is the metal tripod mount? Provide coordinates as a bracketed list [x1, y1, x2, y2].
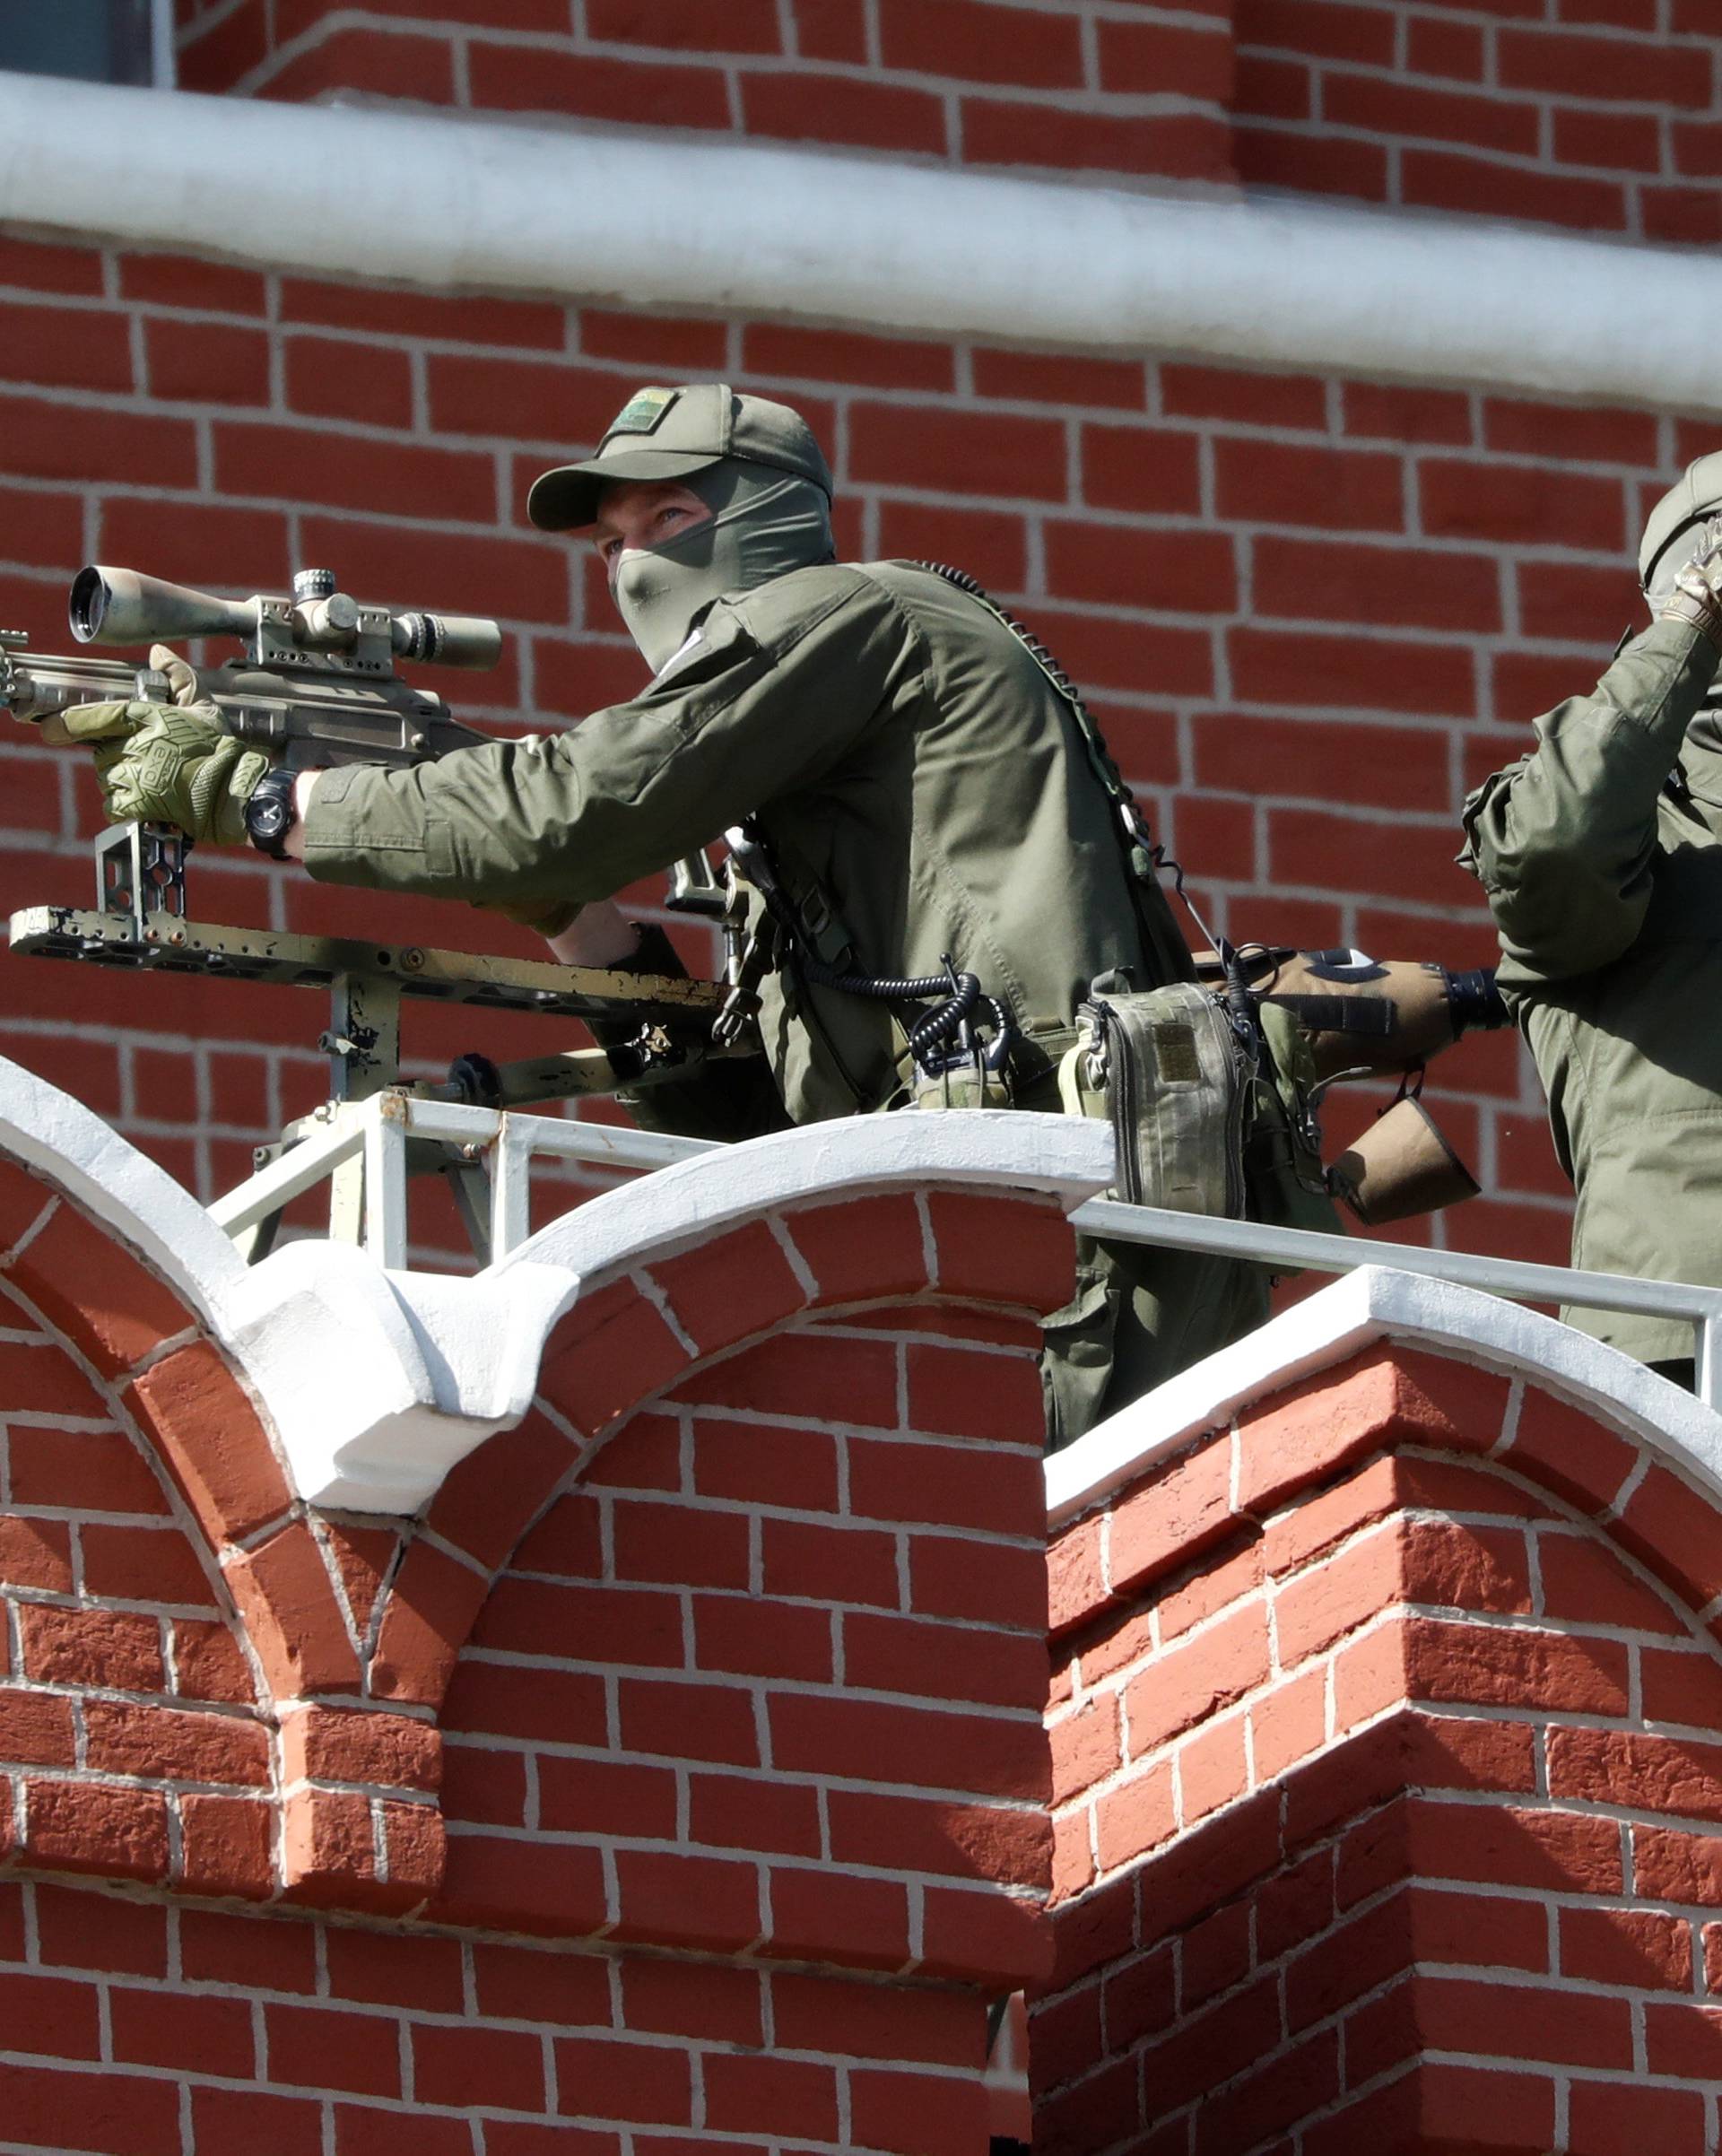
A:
[9, 822, 728, 1265]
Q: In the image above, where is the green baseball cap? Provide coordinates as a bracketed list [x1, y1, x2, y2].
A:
[527, 383, 834, 532]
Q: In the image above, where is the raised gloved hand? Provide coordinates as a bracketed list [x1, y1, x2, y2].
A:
[58, 644, 271, 845]
[1658, 522, 1722, 655]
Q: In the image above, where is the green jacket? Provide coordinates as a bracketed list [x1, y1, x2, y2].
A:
[1460, 616, 1722, 1363]
[304, 560, 1190, 1119]
[303, 558, 1263, 1437]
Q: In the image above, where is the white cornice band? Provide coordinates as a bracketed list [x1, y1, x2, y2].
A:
[1048, 1264, 1722, 1533]
[0, 71, 1717, 414]
[0, 1056, 1117, 1513]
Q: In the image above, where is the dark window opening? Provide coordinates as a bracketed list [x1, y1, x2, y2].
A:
[0, 0, 163, 87]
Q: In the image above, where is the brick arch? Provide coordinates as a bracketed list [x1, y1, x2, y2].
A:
[0, 1154, 328, 1654]
[0, 1154, 448, 1914]
[0, 1207, 269, 1904]
[367, 1186, 1073, 1713]
[1037, 1342, 1722, 2155]
[352, 1185, 1074, 1968]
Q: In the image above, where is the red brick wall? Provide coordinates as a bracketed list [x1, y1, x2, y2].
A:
[175, 0, 1239, 188]
[172, 0, 1722, 244]
[0, 1874, 1039, 2155]
[1036, 1345, 1722, 2152]
[0, 215, 1673, 1264]
[1234, 0, 1721, 240]
[0, 1133, 1068, 2149]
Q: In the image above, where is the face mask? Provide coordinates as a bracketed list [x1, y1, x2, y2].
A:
[612, 462, 834, 674]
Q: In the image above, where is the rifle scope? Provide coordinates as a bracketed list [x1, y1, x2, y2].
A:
[68, 565, 503, 671]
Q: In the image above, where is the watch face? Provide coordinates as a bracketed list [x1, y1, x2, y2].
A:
[251, 795, 290, 838]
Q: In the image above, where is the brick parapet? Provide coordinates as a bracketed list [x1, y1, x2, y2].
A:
[0, 1871, 1022, 2152]
[0, 1094, 1076, 2144]
[1036, 1340, 1722, 2151]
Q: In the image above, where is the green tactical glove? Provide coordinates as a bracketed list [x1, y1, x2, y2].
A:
[59, 645, 271, 846]
[1659, 525, 1722, 656]
[94, 705, 271, 846]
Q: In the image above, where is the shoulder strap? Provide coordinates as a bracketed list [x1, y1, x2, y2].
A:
[909, 561, 1196, 985]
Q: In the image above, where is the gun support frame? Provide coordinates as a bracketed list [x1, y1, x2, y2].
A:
[8, 900, 726, 1262]
[97, 822, 189, 935]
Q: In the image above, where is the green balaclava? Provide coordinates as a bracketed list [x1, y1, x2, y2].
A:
[612, 459, 834, 675]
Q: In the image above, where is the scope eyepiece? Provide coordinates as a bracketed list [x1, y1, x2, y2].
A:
[390, 612, 503, 671]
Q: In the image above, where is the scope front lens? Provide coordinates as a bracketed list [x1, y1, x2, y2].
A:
[68, 567, 107, 644]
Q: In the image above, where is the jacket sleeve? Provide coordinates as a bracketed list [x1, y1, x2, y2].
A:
[1458, 618, 1721, 984]
[299, 569, 905, 912]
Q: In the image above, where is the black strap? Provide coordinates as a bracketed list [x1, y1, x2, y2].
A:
[1261, 993, 1396, 1039]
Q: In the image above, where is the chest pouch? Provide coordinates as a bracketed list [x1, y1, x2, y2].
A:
[1057, 983, 1247, 1215]
[1057, 985, 1338, 1247]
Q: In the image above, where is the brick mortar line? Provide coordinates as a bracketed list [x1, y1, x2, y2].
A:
[439, 1809, 1051, 1891]
[1066, 1621, 1718, 1769]
[493, 1556, 1045, 1619]
[0, 331, 1691, 482]
[0, 2039, 937, 2144]
[5, 1582, 238, 1623]
[0, 477, 1668, 561]
[573, 1400, 1052, 1482]
[1052, 1660, 1636, 1831]
[439, 1660, 1050, 1720]
[0, 1672, 263, 1719]
[0, 1419, 122, 1439]
[146, 1882, 999, 1995]
[473, 1595, 1051, 1635]
[280, 1774, 436, 1804]
[443, 1753, 1043, 1804]
[1063, 1766, 1722, 1903]
[255, 12, 1235, 109]
[1057, 1937, 1722, 2115]
[1237, 102, 1712, 164]
[1, 1762, 265, 1796]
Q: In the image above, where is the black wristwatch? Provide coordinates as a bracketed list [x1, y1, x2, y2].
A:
[244, 768, 299, 859]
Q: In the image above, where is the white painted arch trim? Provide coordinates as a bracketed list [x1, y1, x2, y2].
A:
[0, 1059, 1112, 1513]
[7, 1048, 1722, 1537]
[335, 1108, 1114, 1509]
[1, 72, 1720, 413]
[1046, 1262, 1722, 1533]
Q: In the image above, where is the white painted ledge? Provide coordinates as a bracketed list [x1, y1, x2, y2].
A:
[0, 73, 1720, 413]
[1047, 1263, 1722, 1534]
[0, 1059, 1111, 1513]
[7, 1047, 1722, 1539]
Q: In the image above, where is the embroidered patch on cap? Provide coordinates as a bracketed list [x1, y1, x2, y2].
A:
[608, 387, 680, 437]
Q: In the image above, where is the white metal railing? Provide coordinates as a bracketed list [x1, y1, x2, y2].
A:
[205, 1094, 1722, 1409]
[206, 1093, 709, 1269]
